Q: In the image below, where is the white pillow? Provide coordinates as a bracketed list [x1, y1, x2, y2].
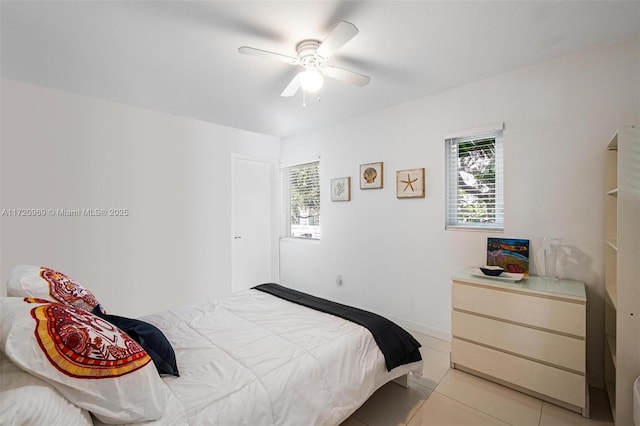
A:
[0, 297, 167, 424]
[7, 265, 103, 312]
[0, 351, 93, 426]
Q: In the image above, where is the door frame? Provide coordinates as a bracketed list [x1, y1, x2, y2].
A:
[230, 153, 280, 292]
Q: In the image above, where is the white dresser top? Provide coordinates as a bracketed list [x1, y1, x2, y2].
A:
[454, 269, 586, 302]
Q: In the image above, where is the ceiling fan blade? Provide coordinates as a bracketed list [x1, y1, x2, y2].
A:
[280, 74, 301, 97]
[317, 21, 359, 58]
[238, 46, 298, 65]
[323, 66, 370, 87]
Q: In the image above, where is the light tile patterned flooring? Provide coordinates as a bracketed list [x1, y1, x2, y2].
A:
[341, 332, 614, 426]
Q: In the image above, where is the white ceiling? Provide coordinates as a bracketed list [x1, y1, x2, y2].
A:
[2, 1, 639, 138]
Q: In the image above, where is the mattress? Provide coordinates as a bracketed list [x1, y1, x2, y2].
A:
[99, 289, 423, 425]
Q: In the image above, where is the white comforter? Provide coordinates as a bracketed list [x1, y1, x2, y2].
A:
[105, 289, 422, 426]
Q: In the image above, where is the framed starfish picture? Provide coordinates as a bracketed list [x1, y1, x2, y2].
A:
[396, 168, 425, 198]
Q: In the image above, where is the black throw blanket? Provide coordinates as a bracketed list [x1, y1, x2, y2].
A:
[253, 283, 422, 371]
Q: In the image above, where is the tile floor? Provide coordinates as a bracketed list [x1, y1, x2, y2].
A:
[341, 331, 614, 426]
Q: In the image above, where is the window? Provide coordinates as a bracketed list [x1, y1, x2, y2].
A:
[445, 124, 504, 231]
[281, 161, 320, 239]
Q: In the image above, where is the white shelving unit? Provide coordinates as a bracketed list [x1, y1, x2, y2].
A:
[603, 126, 640, 425]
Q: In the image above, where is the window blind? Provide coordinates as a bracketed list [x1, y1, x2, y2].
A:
[445, 129, 504, 230]
[281, 161, 321, 239]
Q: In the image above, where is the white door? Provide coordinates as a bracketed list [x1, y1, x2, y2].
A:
[231, 156, 276, 293]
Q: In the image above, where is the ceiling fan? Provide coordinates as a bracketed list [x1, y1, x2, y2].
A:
[238, 21, 371, 97]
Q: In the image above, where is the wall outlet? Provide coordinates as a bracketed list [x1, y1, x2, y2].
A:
[336, 275, 343, 286]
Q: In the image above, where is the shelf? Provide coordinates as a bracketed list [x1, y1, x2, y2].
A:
[608, 131, 618, 150]
[605, 284, 617, 309]
[606, 379, 616, 417]
[606, 334, 617, 368]
[603, 126, 640, 426]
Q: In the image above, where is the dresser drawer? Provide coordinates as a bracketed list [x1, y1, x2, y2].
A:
[452, 282, 585, 337]
[452, 338, 585, 408]
[452, 310, 585, 373]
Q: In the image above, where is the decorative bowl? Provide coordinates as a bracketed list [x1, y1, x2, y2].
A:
[480, 265, 504, 276]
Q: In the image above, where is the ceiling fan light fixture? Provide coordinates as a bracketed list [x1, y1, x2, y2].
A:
[299, 68, 324, 92]
[238, 21, 370, 98]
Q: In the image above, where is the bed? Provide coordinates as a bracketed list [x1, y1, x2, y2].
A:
[1, 265, 423, 425]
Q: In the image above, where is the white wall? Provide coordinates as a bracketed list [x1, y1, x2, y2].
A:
[0, 80, 280, 316]
[279, 37, 640, 387]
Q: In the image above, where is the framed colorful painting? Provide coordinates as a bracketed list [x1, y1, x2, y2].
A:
[486, 238, 530, 276]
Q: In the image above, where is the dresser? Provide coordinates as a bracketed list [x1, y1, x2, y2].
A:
[451, 270, 588, 416]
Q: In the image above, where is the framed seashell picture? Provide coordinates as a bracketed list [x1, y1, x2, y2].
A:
[360, 162, 383, 189]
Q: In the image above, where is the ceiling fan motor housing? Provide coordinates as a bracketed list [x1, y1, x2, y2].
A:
[296, 40, 323, 68]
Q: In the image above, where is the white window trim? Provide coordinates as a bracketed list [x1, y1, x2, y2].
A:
[444, 122, 504, 140]
[280, 160, 321, 241]
[445, 123, 504, 231]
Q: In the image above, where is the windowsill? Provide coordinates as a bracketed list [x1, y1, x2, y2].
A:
[280, 237, 321, 244]
[445, 226, 504, 232]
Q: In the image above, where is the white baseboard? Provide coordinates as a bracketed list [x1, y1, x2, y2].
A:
[368, 309, 451, 343]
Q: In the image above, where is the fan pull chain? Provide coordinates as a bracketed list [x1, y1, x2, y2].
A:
[301, 91, 321, 107]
